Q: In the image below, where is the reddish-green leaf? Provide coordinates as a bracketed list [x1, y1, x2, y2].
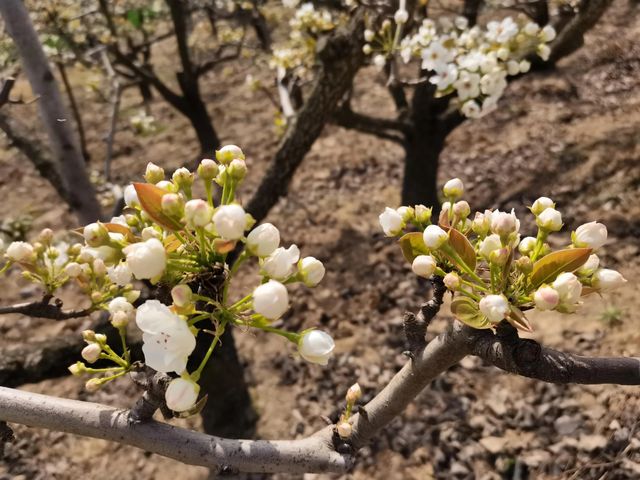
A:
[445, 228, 477, 271]
[508, 306, 533, 332]
[451, 295, 492, 329]
[530, 248, 592, 288]
[398, 232, 429, 263]
[214, 238, 236, 254]
[133, 182, 183, 231]
[101, 222, 135, 241]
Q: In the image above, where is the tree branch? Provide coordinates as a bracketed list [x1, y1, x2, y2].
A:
[332, 102, 409, 144]
[0, 296, 94, 321]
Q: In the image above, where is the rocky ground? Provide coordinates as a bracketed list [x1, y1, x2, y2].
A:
[1, 1, 640, 479]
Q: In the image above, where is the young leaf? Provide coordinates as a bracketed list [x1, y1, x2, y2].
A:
[445, 228, 477, 271]
[508, 306, 533, 332]
[214, 238, 236, 254]
[101, 222, 135, 242]
[451, 296, 492, 329]
[530, 248, 592, 288]
[398, 232, 429, 263]
[133, 183, 183, 231]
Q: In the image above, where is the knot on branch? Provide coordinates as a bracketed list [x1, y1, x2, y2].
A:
[128, 366, 173, 423]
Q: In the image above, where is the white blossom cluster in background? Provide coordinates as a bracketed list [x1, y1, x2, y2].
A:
[364, 11, 556, 118]
[380, 179, 627, 330]
[1, 144, 335, 414]
[129, 110, 158, 136]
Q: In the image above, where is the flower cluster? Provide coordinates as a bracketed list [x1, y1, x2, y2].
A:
[2, 144, 335, 414]
[364, 11, 555, 118]
[380, 179, 627, 331]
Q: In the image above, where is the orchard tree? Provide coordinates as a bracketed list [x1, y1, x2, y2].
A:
[0, 160, 636, 474]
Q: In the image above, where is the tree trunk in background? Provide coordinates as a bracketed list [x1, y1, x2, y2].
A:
[0, 0, 102, 224]
[184, 98, 220, 156]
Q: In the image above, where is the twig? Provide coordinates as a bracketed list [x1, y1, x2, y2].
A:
[0, 296, 94, 320]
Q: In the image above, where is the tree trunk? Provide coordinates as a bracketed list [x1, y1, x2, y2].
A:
[184, 98, 220, 156]
[0, 0, 102, 224]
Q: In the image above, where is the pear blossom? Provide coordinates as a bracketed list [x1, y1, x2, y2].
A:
[592, 269, 627, 292]
[454, 71, 481, 100]
[135, 300, 196, 374]
[81, 343, 102, 364]
[534, 286, 560, 311]
[394, 8, 408, 25]
[212, 204, 247, 240]
[197, 159, 219, 180]
[107, 262, 132, 286]
[298, 257, 325, 287]
[298, 330, 335, 365]
[411, 255, 437, 278]
[124, 185, 140, 208]
[144, 162, 165, 184]
[346, 383, 362, 403]
[536, 207, 563, 232]
[64, 262, 82, 278]
[490, 210, 520, 237]
[479, 234, 501, 259]
[216, 144, 245, 164]
[552, 272, 582, 309]
[540, 25, 556, 42]
[379, 207, 405, 237]
[443, 178, 464, 198]
[430, 63, 458, 90]
[573, 222, 607, 249]
[262, 245, 300, 280]
[185, 200, 213, 228]
[472, 212, 490, 236]
[577, 254, 599, 276]
[253, 280, 289, 319]
[423, 225, 448, 249]
[443, 272, 460, 291]
[518, 236, 537, 256]
[247, 223, 280, 257]
[83, 223, 109, 247]
[479, 294, 510, 323]
[421, 42, 450, 71]
[108, 297, 135, 323]
[373, 54, 386, 70]
[396, 206, 415, 222]
[6, 241, 34, 262]
[165, 377, 200, 412]
[531, 197, 554, 215]
[123, 238, 167, 280]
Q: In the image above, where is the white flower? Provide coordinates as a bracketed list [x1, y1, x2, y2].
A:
[165, 377, 200, 412]
[64, 262, 82, 277]
[6, 241, 34, 262]
[461, 100, 482, 118]
[487, 17, 518, 43]
[592, 269, 627, 292]
[454, 71, 481, 100]
[262, 245, 300, 280]
[479, 234, 502, 259]
[537, 44, 551, 61]
[577, 254, 599, 276]
[247, 223, 280, 257]
[298, 330, 335, 365]
[573, 222, 607, 249]
[531, 197, 554, 215]
[136, 300, 196, 374]
[421, 42, 450, 72]
[507, 60, 520, 76]
[454, 16, 468, 30]
[123, 238, 167, 280]
[429, 63, 458, 90]
[412, 255, 437, 278]
[107, 262, 132, 286]
[480, 70, 507, 97]
[541, 25, 556, 42]
[534, 286, 560, 311]
[108, 296, 134, 316]
[81, 343, 102, 364]
[212, 204, 247, 240]
[479, 294, 510, 323]
[552, 272, 582, 307]
[490, 210, 520, 237]
[253, 280, 289, 319]
[373, 54, 386, 70]
[185, 200, 213, 228]
[472, 212, 490, 236]
[536, 207, 563, 232]
[379, 207, 405, 237]
[518, 236, 537, 256]
[394, 9, 409, 24]
[124, 185, 140, 208]
[423, 225, 448, 249]
[443, 178, 464, 199]
[216, 144, 245, 164]
[524, 22, 539, 36]
[298, 257, 325, 287]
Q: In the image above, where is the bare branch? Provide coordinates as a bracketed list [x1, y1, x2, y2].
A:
[332, 102, 410, 144]
[0, 296, 94, 321]
[0, 78, 15, 108]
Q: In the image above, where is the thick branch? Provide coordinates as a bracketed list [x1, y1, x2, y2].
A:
[332, 102, 409, 144]
[0, 297, 94, 320]
[0, 388, 350, 474]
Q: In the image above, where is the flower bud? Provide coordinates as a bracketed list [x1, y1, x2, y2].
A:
[346, 383, 362, 403]
[38, 228, 54, 244]
[85, 378, 102, 393]
[397, 206, 415, 223]
[144, 162, 165, 184]
[156, 180, 177, 192]
[215, 144, 245, 165]
[64, 262, 82, 278]
[363, 44, 372, 55]
[479, 234, 501, 259]
[298, 330, 335, 365]
[472, 212, 490, 236]
[519, 60, 531, 73]
[540, 24, 556, 42]
[489, 247, 510, 266]
[592, 269, 627, 292]
[165, 377, 200, 412]
[227, 158, 247, 181]
[552, 272, 582, 307]
[68, 361, 85, 376]
[141, 227, 161, 241]
[81, 343, 102, 364]
[379, 207, 405, 237]
[572, 222, 607, 249]
[111, 310, 130, 329]
[453, 201, 471, 219]
[123, 238, 167, 280]
[253, 280, 289, 319]
[518, 236, 537, 256]
[185, 199, 213, 228]
[364, 29, 375, 42]
[443, 178, 464, 199]
[490, 211, 519, 237]
[515, 256, 533, 273]
[171, 284, 193, 308]
[197, 159, 219, 181]
[212, 204, 247, 240]
[479, 294, 510, 323]
[124, 289, 141, 303]
[577, 254, 599, 276]
[422, 225, 448, 249]
[161, 193, 185, 218]
[247, 223, 280, 257]
[337, 422, 353, 439]
[298, 257, 326, 287]
[94, 333, 107, 344]
[124, 184, 140, 208]
[411, 255, 436, 278]
[443, 272, 460, 291]
[536, 207, 563, 232]
[534, 286, 560, 311]
[92, 258, 107, 276]
[414, 204, 432, 224]
[172, 167, 194, 190]
[83, 223, 110, 247]
[394, 8, 409, 24]
[82, 330, 97, 342]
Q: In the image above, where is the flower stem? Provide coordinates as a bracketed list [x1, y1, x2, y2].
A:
[192, 321, 226, 381]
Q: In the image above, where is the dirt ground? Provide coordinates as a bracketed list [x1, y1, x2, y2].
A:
[1, 1, 640, 479]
